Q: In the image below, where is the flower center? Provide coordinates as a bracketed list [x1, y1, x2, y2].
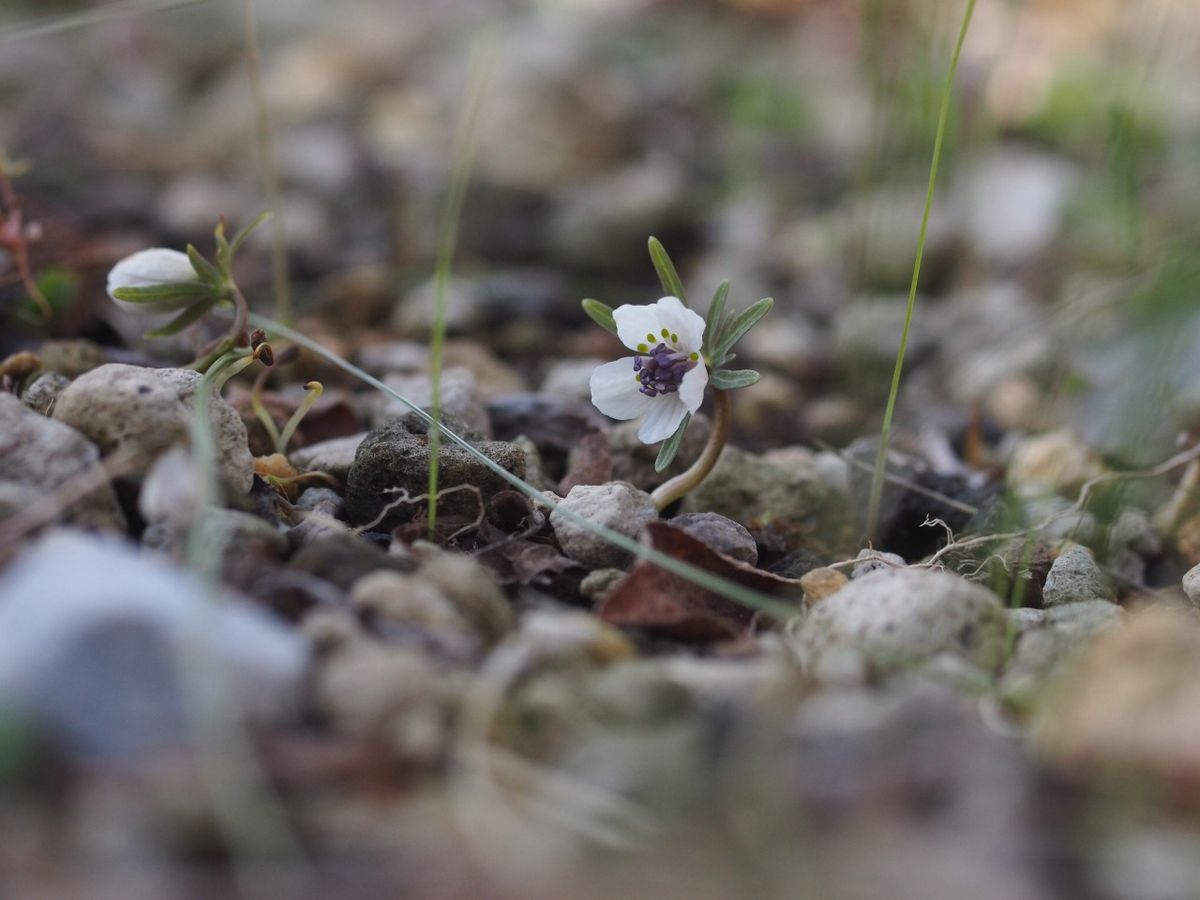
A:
[633, 342, 697, 397]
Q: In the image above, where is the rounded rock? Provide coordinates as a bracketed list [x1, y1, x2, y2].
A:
[669, 512, 758, 564]
[1042, 545, 1112, 607]
[549, 482, 657, 569]
[52, 363, 254, 492]
[796, 567, 1008, 682]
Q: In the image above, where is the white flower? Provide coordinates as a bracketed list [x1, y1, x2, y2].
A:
[106, 248, 203, 314]
[589, 295, 708, 444]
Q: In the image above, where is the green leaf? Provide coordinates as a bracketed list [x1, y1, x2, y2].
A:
[186, 244, 222, 286]
[112, 281, 219, 303]
[710, 368, 760, 390]
[581, 298, 619, 336]
[214, 220, 231, 273]
[712, 297, 773, 359]
[654, 412, 691, 472]
[142, 298, 216, 338]
[648, 236, 687, 306]
[703, 279, 729, 355]
[228, 209, 273, 257]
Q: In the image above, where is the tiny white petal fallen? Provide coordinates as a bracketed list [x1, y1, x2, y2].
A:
[589, 295, 708, 445]
[107, 248, 202, 314]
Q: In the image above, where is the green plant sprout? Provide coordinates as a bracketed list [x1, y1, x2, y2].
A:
[583, 236, 772, 511]
[106, 212, 271, 371]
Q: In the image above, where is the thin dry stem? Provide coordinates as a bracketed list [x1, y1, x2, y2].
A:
[651, 389, 731, 511]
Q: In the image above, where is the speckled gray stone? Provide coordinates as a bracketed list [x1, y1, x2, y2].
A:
[1183, 564, 1200, 605]
[20, 371, 70, 416]
[669, 512, 758, 564]
[851, 548, 906, 579]
[0, 394, 125, 531]
[796, 567, 1008, 682]
[343, 419, 526, 529]
[550, 482, 657, 569]
[51, 363, 254, 492]
[1041, 545, 1112, 607]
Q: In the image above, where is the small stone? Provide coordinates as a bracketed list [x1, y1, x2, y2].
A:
[796, 567, 1008, 682]
[343, 419, 526, 529]
[1008, 428, 1104, 498]
[540, 357, 606, 403]
[0, 530, 306, 762]
[290, 531, 411, 590]
[290, 433, 366, 482]
[20, 371, 70, 416]
[1184, 564, 1200, 605]
[580, 568, 625, 602]
[1042, 545, 1112, 607]
[368, 367, 492, 437]
[549, 482, 657, 569]
[0, 394, 125, 531]
[415, 548, 514, 645]
[668, 512, 758, 564]
[143, 509, 287, 585]
[800, 567, 848, 605]
[350, 570, 472, 641]
[511, 609, 637, 667]
[36, 339, 107, 377]
[851, 548, 906, 579]
[52, 364, 254, 492]
[678, 445, 829, 529]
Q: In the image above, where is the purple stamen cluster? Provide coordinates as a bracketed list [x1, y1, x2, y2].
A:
[633, 342, 695, 397]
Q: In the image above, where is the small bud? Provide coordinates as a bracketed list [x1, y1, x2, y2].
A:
[107, 248, 211, 314]
[250, 328, 267, 350]
[254, 342, 275, 367]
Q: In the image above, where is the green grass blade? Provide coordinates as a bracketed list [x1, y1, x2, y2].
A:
[0, 0, 205, 43]
[250, 313, 798, 621]
[864, 0, 977, 543]
[428, 43, 491, 538]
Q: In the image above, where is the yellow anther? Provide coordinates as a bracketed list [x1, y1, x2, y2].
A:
[646, 332, 655, 342]
[661, 327, 669, 338]
[670, 332, 678, 343]
[637, 343, 648, 352]
[689, 352, 699, 360]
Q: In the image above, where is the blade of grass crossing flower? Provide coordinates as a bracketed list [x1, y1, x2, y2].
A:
[428, 42, 492, 538]
[865, 0, 977, 542]
[647, 237, 688, 306]
[250, 313, 798, 621]
[654, 413, 691, 473]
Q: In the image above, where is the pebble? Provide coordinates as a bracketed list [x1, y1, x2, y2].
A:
[51, 364, 254, 493]
[678, 445, 829, 529]
[1007, 428, 1104, 497]
[20, 371, 70, 416]
[540, 357, 607, 403]
[800, 567, 848, 605]
[1041, 545, 1112, 607]
[0, 530, 306, 762]
[1179, 567, 1200, 610]
[0, 394, 125, 531]
[549, 482, 658, 569]
[368, 367, 492, 437]
[796, 567, 1008, 682]
[579, 568, 626, 602]
[668, 512, 758, 564]
[343, 419, 526, 529]
[290, 433, 366, 482]
[851, 548, 907, 579]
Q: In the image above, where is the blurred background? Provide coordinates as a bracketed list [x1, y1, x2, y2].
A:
[3, 0, 1200, 897]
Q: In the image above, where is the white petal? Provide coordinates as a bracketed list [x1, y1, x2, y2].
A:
[590, 358, 654, 420]
[614, 295, 706, 353]
[637, 395, 689, 444]
[678, 362, 708, 414]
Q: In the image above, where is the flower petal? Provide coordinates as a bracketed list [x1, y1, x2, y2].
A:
[107, 248, 197, 297]
[678, 362, 708, 414]
[637, 395, 689, 444]
[590, 357, 654, 420]
[614, 295, 706, 354]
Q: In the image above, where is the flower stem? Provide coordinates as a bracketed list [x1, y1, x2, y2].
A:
[650, 389, 731, 511]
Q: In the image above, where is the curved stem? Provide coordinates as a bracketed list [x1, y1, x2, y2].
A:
[651, 389, 731, 511]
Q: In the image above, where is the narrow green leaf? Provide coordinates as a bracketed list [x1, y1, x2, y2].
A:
[112, 281, 218, 303]
[648, 236, 687, 306]
[186, 244, 222, 286]
[713, 297, 773, 359]
[581, 298, 619, 336]
[654, 413, 691, 472]
[228, 210, 273, 257]
[709, 368, 760, 390]
[703, 279, 729, 355]
[142, 298, 215, 338]
[214, 220, 231, 273]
